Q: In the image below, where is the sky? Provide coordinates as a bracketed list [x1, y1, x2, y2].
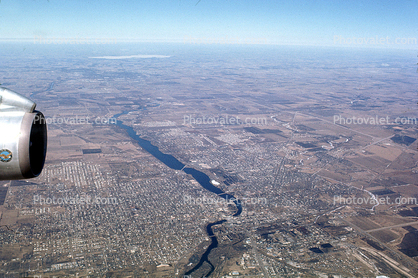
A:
[0, 0, 417, 48]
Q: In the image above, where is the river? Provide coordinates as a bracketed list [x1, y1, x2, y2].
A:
[112, 111, 241, 277]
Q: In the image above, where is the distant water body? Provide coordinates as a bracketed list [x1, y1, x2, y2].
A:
[113, 111, 241, 277]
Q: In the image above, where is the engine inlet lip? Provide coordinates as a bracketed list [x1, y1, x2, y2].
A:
[19, 111, 47, 178]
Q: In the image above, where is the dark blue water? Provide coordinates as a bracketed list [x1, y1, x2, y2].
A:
[183, 168, 242, 217]
[184, 219, 226, 277]
[113, 112, 241, 277]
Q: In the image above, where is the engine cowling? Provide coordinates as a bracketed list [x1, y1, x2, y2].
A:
[0, 88, 47, 180]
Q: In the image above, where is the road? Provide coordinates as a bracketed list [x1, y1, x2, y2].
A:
[249, 233, 270, 278]
[366, 221, 418, 233]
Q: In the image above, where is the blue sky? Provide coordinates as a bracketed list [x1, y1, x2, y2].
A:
[0, 0, 417, 48]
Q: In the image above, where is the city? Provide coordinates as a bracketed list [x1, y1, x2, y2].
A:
[0, 43, 417, 277]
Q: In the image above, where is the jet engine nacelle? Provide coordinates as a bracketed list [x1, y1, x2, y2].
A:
[0, 87, 47, 180]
